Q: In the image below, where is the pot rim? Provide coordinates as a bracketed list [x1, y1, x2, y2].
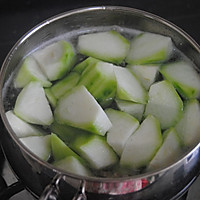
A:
[0, 5, 200, 183]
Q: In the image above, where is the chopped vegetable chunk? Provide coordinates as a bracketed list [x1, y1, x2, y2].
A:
[20, 135, 51, 161]
[160, 61, 200, 99]
[114, 67, 148, 104]
[148, 128, 181, 170]
[175, 99, 200, 147]
[33, 40, 76, 81]
[54, 85, 112, 136]
[14, 56, 51, 88]
[78, 30, 130, 64]
[145, 80, 183, 130]
[126, 32, 173, 64]
[106, 108, 139, 156]
[14, 82, 53, 126]
[120, 115, 162, 169]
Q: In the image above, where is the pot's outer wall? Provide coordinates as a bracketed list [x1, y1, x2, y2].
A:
[0, 4, 200, 200]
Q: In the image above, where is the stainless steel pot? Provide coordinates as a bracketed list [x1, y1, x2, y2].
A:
[0, 6, 200, 200]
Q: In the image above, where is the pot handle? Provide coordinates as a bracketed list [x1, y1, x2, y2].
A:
[39, 174, 87, 200]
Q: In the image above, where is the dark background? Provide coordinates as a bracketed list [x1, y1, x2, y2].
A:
[0, 0, 200, 67]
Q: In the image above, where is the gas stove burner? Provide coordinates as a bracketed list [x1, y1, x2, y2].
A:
[0, 147, 24, 200]
[0, 179, 24, 200]
[0, 175, 7, 193]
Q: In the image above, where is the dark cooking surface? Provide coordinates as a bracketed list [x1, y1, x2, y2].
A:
[0, 0, 200, 200]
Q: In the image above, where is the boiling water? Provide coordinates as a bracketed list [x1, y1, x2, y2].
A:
[2, 25, 199, 178]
